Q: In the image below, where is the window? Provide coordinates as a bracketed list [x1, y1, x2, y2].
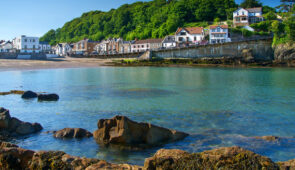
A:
[142, 45, 144, 48]
[147, 44, 149, 48]
[133, 45, 136, 48]
[217, 28, 221, 32]
[24, 39, 27, 42]
[33, 45, 35, 49]
[194, 37, 196, 41]
[179, 37, 183, 41]
[33, 39, 35, 42]
[24, 45, 27, 49]
[180, 32, 186, 36]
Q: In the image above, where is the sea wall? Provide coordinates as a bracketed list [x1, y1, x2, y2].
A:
[0, 53, 47, 60]
[152, 38, 274, 61]
[70, 52, 143, 59]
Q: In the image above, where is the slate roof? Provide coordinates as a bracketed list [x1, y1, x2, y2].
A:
[134, 38, 163, 44]
[163, 35, 175, 43]
[246, 7, 262, 13]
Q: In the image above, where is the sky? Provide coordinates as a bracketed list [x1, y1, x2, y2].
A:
[0, 0, 280, 41]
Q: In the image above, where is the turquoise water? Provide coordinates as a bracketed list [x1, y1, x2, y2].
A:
[1, 67, 295, 165]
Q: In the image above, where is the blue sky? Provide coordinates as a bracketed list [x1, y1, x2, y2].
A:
[0, 0, 280, 40]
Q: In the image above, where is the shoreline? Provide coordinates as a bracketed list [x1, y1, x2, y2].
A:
[0, 57, 295, 72]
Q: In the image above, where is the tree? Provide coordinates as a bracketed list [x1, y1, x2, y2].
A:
[263, 11, 277, 20]
[276, 0, 295, 12]
[240, 0, 262, 8]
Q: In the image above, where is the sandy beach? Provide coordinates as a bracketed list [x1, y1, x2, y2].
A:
[0, 57, 118, 71]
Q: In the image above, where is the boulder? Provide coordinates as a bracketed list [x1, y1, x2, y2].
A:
[0, 107, 43, 137]
[0, 142, 143, 170]
[93, 115, 188, 149]
[38, 94, 59, 101]
[144, 147, 279, 170]
[21, 91, 38, 99]
[53, 128, 93, 139]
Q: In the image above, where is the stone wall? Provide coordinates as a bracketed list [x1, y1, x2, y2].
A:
[152, 38, 274, 61]
[0, 53, 47, 60]
[70, 52, 143, 59]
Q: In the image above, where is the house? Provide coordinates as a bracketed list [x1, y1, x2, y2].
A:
[162, 35, 176, 48]
[39, 42, 51, 53]
[73, 39, 100, 55]
[209, 25, 231, 44]
[119, 41, 134, 54]
[95, 40, 109, 55]
[175, 27, 205, 46]
[55, 43, 72, 56]
[233, 7, 264, 27]
[0, 41, 13, 52]
[131, 38, 163, 52]
[12, 35, 40, 53]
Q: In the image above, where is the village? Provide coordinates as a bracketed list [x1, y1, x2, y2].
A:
[0, 7, 267, 58]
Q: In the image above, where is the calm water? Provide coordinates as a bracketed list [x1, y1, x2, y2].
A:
[1, 67, 295, 165]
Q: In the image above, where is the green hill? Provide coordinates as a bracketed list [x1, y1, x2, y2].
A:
[41, 0, 239, 45]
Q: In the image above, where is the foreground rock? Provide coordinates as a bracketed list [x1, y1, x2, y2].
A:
[93, 115, 188, 149]
[54, 128, 93, 139]
[144, 147, 280, 170]
[0, 142, 143, 170]
[38, 93, 59, 101]
[21, 91, 38, 99]
[0, 107, 42, 137]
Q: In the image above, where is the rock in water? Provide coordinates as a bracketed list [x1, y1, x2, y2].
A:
[0, 107, 43, 137]
[93, 115, 188, 148]
[144, 147, 279, 170]
[21, 91, 38, 99]
[38, 94, 59, 101]
[53, 128, 93, 138]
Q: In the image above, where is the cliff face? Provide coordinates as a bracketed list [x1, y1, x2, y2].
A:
[274, 43, 295, 61]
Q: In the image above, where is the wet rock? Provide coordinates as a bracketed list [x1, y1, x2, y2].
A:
[0, 90, 24, 96]
[0, 107, 43, 137]
[278, 159, 295, 170]
[144, 147, 279, 170]
[241, 48, 254, 62]
[38, 93, 59, 101]
[93, 115, 189, 149]
[0, 142, 143, 170]
[53, 128, 93, 139]
[254, 136, 281, 142]
[21, 91, 38, 99]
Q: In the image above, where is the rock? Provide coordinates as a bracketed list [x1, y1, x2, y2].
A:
[241, 48, 254, 62]
[38, 93, 59, 101]
[278, 159, 295, 170]
[21, 91, 38, 99]
[0, 90, 24, 96]
[254, 136, 281, 142]
[144, 147, 279, 170]
[274, 43, 295, 61]
[0, 142, 143, 170]
[53, 128, 93, 139]
[0, 107, 43, 137]
[93, 115, 188, 149]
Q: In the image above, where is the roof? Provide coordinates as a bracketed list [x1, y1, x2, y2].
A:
[210, 25, 229, 29]
[39, 41, 49, 45]
[77, 39, 100, 43]
[246, 7, 262, 13]
[176, 27, 204, 35]
[163, 35, 175, 43]
[134, 38, 163, 44]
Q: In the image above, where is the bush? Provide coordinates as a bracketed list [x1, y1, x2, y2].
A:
[241, 28, 253, 37]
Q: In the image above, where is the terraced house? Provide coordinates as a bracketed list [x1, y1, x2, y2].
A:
[12, 35, 40, 53]
[132, 39, 163, 52]
[73, 39, 99, 55]
[233, 7, 264, 27]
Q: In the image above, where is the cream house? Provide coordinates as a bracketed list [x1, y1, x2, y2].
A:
[175, 27, 205, 46]
[233, 7, 264, 27]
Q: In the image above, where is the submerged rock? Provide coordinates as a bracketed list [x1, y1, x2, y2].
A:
[254, 136, 281, 142]
[21, 91, 38, 99]
[144, 147, 279, 170]
[0, 90, 25, 96]
[0, 107, 42, 137]
[53, 128, 93, 139]
[38, 93, 59, 101]
[93, 115, 188, 149]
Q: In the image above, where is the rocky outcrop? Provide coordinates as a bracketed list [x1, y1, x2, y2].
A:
[144, 147, 279, 170]
[38, 93, 59, 101]
[274, 43, 295, 61]
[53, 128, 93, 139]
[0, 107, 42, 138]
[0, 142, 143, 170]
[241, 48, 255, 62]
[21, 91, 38, 99]
[93, 115, 188, 149]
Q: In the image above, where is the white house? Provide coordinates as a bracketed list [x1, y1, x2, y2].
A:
[55, 43, 72, 56]
[12, 35, 40, 53]
[233, 7, 263, 27]
[39, 42, 51, 53]
[0, 41, 13, 52]
[162, 35, 176, 48]
[175, 27, 205, 46]
[209, 25, 231, 44]
[131, 38, 163, 52]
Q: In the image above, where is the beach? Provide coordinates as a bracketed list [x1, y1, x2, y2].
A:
[0, 57, 117, 71]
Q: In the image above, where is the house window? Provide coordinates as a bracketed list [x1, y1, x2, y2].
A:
[147, 44, 149, 48]
[142, 45, 144, 48]
[242, 12, 244, 15]
[33, 39, 35, 42]
[179, 37, 183, 41]
[194, 37, 196, 41]
[24, 39, 27, 42]
[180, 32, 186, 35]
[133, 45, 136, 48]
[24, 45, 27, 49]
[217, 28, 221, 32]
[33, 45, 35, 49]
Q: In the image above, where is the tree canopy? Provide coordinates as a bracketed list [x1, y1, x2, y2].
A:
[40, 0, 238, 45]
[240, 0, 262, 8]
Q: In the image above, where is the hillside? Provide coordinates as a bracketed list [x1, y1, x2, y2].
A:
[40, 0, 238, 45]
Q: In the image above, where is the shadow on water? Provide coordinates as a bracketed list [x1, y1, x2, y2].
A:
[108, 88, 177, 99]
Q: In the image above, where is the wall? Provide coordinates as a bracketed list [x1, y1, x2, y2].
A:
[152, 38, 274, 61]
[70, 52, 143, 59]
